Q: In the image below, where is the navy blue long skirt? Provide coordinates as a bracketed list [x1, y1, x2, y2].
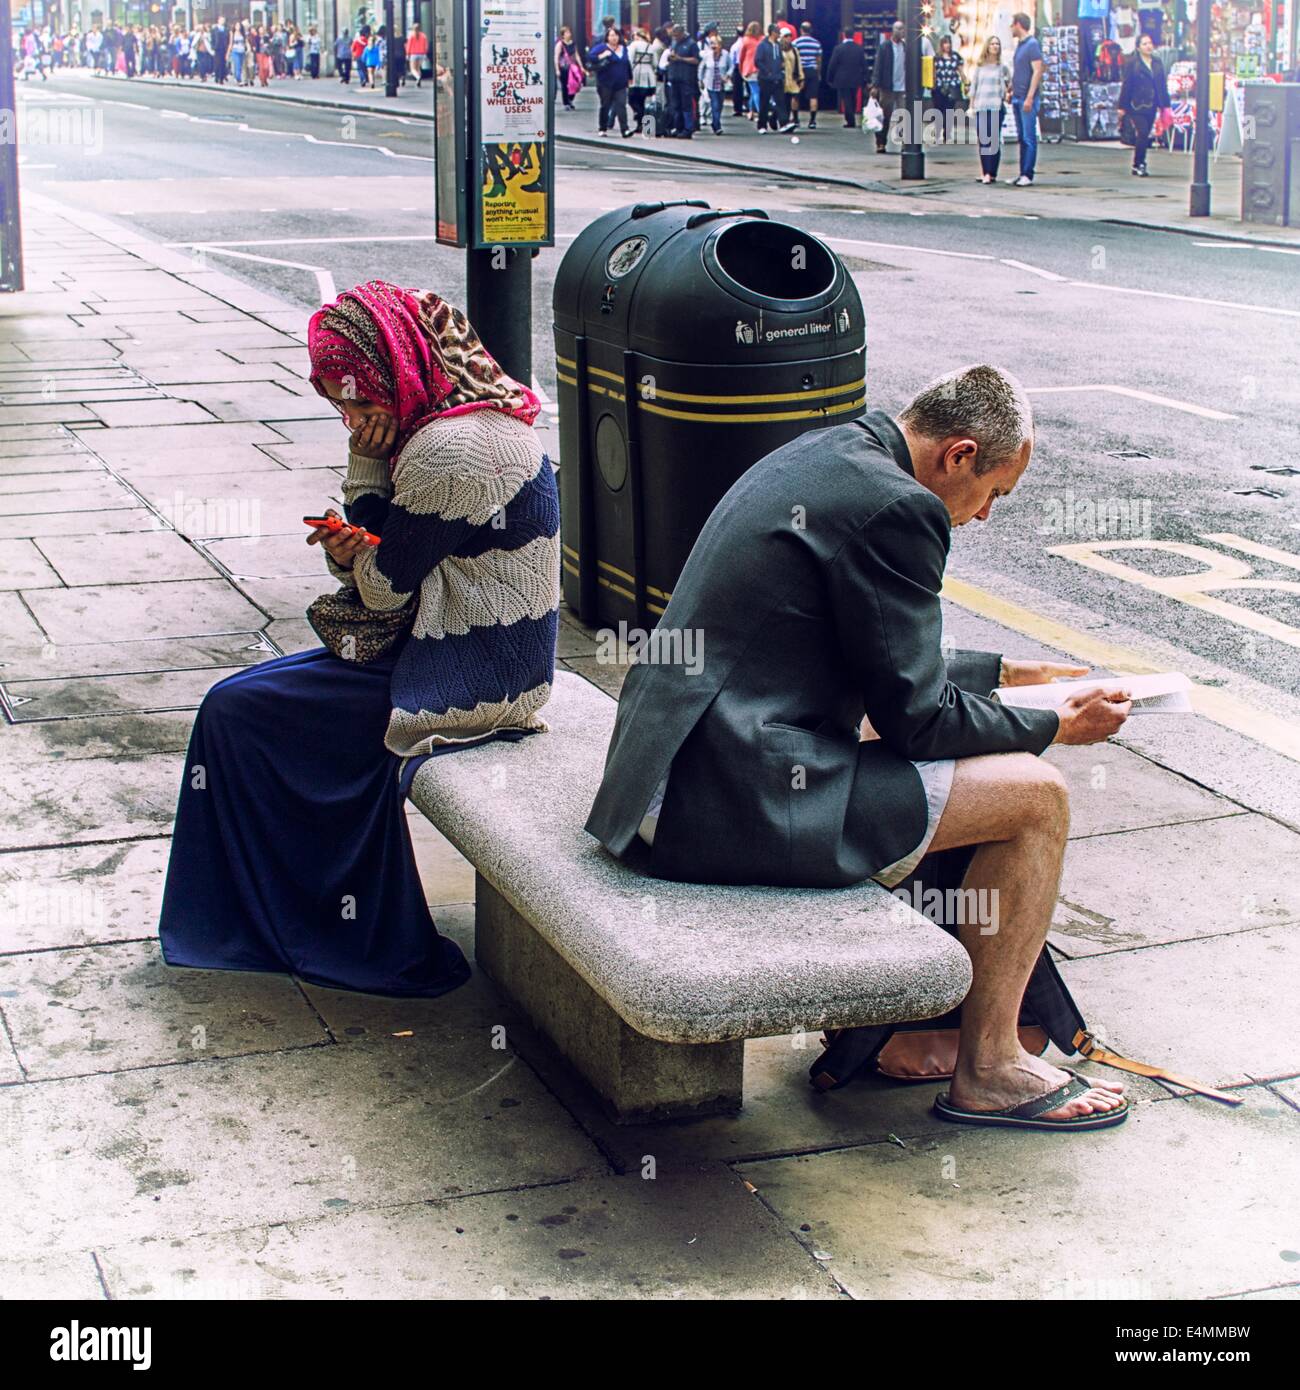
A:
[158, 645, 508, 998]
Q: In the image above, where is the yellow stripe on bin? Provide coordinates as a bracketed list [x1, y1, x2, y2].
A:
[598, 558, 636, 584]
[637, 393, 866, 425]
[561, 542, 580, 561]
[561, 558, 580, 579]
[646, 378, 865, 405]
[557, 372, 577, 387]
[556, 354, 577, 369]
[597, 574, 637, 602]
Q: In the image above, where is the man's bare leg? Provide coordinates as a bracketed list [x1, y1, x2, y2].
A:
[924, 752, 1125, 1120]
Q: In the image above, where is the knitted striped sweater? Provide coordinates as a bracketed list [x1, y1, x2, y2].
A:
[325, 410, 559, 756]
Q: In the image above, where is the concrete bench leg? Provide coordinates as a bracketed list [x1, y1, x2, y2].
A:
[474, 875, 744, 1124]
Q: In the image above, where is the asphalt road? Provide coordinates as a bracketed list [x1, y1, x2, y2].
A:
[17, 74, 1300, 712]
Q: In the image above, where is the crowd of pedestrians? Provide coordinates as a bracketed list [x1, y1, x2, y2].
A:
[552, 11, 1181, 188]
[11, 18, 428, 90]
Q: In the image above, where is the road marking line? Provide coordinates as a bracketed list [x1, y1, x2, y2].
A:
[1046, 538, 1300, 652]
[191, 245, 335, 304]
[1201, 533, 1300, 572]
[823, 234, 994, 262]
[940, 575, 1300, 762]
[1026, 384, 1237, 421]
[1001, 257, 1067, 281]
[1065, 279, 1300, 319]
[165, 235, 441, 247]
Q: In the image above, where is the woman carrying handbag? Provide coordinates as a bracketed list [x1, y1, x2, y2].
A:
[1117, 33, 1171, 177]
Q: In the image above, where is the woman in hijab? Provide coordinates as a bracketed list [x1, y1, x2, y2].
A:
[158, 282, 560, 999]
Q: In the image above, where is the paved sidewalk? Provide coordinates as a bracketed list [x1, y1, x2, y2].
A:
[71, 67, 1300, 246]
[1, 191, 1298, 1300]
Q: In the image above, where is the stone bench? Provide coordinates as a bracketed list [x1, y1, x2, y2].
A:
[408, 671, 972, 1123]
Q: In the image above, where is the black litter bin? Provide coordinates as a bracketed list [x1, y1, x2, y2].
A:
[553, 201, 866, 628]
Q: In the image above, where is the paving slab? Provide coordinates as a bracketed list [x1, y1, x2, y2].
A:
[0, 1032, 22, 1086]
[0, 940, 331, 1081]
[3, 666, 246, 720]
[138, 362, 304, 387]
[0, 451, 101, 475]
[0, 538, 63, 589]
[95, 1167, 837, 1300]
[22, 578, 268, 645]
[0, 752, 179, 849]
[0, 478, 138, 516]
[0, 436, 90, 458]
[263, 617, 320, 654]
[71, 420, 286, 462]
[1052, 815, 1300, 958]
[0, 712, 195, 764]
[0, 1254, 105, 1300]
[0, 838, 172, 953]
[0, 402, 101, 427]
[201, 533, 325, 581]
[738, 1085, 1300, 1301]
[0, 631, 269, 681]
[35, 530, 222, 586]
[1061, 924, 1300, 1088]
[0, 423, 86, 443]
[0, 467, 120, 496]
[13, 341, 121, 363]
[0, 1031, 606, 1258]
[172, 386, 336, 424]
[255, 442, 339, 469]
[0, 590, 49, 645]
[130, 469, 343, 539]
[87, 400, 218, 428]
[0, 507, 159, 540]
[232, 575, 329, 620]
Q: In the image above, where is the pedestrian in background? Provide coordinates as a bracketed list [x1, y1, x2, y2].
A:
[589, 26, 633, 137]
[229, 21, 246, 84]
[665, 23, 699, 139]
[754, 23, 783, 132]
[406, 22, 427, 86]
[969, 34, 1010, 183]
[334, 28, 351, 85]
[307, 24, 321, 79]
[793, 21, 822, 129]
[555, 25, 584, 111]
[1117, 33, 1170, 178]
[290, 25, 305, 79]
[257, 27, 274, 86]
[1008, 12, 1042, 185]
[728, 25, 746, 115]
[826, 29, 867, 127]
[699, 31, 732, 135]
[778, 31, 804, 131]
[362, 34, 382, 87]
[737, 20, 762, 120]
[870, 20, 907, 154]
[932, 35, 963, 139]
[628, 26, 659, 133]
[211, 16, 227, 83]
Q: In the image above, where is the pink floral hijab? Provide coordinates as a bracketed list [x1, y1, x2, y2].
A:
[307, 280, 540, 460]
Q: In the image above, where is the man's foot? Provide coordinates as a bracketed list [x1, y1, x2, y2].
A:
[949, 1050, 1125, 1121]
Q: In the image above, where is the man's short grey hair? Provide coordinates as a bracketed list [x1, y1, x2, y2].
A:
[897, 364, 1034, 475]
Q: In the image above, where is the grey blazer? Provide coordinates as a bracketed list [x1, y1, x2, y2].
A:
[583, 410, 1060, 888]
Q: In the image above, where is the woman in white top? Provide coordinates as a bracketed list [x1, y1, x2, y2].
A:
[627, 25, 659, 133]
[968, 35, 1011, 184]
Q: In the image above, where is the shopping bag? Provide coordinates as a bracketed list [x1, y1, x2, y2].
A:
[863, 96, 884, 132]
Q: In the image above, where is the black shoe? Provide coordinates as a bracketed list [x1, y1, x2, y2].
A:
[1131, 164, 1149, 177]
[808, 118, 816, 128]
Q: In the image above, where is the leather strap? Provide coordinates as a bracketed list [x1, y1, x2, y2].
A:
[1072, 1030, 1241, 1106]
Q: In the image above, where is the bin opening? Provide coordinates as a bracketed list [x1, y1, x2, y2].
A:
[711, 220, 837, 302]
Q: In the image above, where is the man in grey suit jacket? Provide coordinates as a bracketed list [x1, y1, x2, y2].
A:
[585, 365, 1133, 1127]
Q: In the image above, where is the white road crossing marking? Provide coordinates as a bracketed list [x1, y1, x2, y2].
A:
[1026, 384, 1237, 421]
[1001, 257, 1067, 281]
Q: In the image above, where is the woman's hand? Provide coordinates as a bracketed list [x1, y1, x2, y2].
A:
[1000, 659, 1090, 688]
[349, 412, 398, 460]
[306, 508, 369, 570]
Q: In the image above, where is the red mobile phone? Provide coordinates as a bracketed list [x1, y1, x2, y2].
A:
[303, 516, 380, 547]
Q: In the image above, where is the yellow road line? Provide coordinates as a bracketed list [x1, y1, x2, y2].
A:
[941, 575, 1300, 763]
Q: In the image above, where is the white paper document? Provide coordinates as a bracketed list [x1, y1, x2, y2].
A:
[992, 672, 1193, 714]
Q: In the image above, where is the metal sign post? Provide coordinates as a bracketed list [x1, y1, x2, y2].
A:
[1190, 0, 1212, 215]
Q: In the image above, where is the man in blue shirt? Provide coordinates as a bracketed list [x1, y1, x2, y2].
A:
[1009, 12, 1043, 185]
[665, 23, 700, 138]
